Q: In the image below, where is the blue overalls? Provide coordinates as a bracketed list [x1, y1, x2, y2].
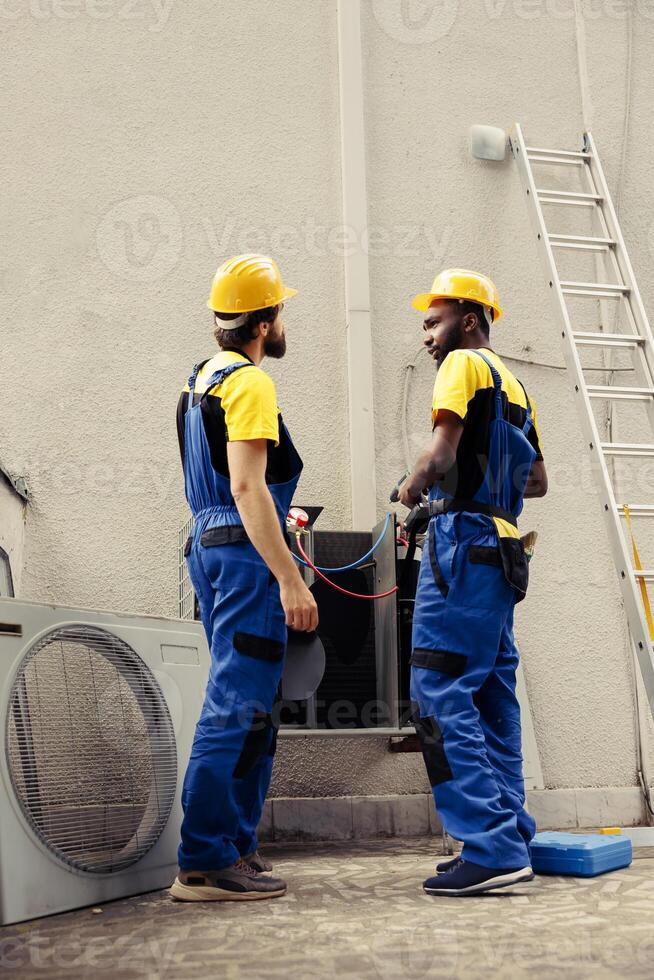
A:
[178, 359, 302, 871]
[410, 350, 537, 869]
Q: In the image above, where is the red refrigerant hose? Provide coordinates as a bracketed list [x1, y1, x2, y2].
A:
[295, 533, 399, 601]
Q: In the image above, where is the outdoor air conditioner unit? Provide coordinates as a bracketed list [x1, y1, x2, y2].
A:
[0, 597, 209, 924]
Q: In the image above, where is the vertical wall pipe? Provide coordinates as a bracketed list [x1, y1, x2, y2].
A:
[337, 0, 377, 529]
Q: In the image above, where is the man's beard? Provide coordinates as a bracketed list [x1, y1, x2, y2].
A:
[436, 321, 463, 365]
[264, 331, 287, 359]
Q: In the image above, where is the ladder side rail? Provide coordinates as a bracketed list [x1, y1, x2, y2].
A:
[585, 132, 654, 353]
[582, 135, 654, 430]
[580, 160, 647, 450]
[511, 123, 654, 714]
[578, 158, 632, 347]
[584, 139, 654, 418]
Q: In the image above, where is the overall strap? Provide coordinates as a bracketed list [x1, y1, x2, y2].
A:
[186, 359, 252, 413]
[471, 349, 504, 419]
[517, 379, 533, 434]
[186, 360, 209, 414]
[201, 360, 253, 400]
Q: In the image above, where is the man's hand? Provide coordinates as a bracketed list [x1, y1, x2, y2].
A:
[398, 480, 423, 509]
[280, 576, 319, 632]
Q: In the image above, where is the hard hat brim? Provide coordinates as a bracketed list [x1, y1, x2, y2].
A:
[412, 292, 503, 321]
[412, 292, 437, 312]
[207, 284, 298, 314]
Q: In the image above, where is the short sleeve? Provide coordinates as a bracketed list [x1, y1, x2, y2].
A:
[219, 367, 280, 445]
[431, 350, 482, 427]
[528, 396, 544, 460]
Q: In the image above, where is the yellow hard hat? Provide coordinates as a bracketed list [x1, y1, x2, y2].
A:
[412, 268, 503, 322]
[207, 253, 298, 314]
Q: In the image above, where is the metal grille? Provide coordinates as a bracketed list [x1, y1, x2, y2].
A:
[6, 625, 177, 874]
[312, 531, 378, 728]
[178, 517, 195, 621]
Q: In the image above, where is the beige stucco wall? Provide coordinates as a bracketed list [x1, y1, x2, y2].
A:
[2, 1, 654, 802]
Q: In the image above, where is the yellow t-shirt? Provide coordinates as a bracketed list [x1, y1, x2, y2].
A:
[431, 348, 544, 538]
[184, 351, 280, 446]
[432, 348, 542, 452]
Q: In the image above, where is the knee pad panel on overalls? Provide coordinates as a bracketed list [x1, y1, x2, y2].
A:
[410, 651, 470, 788]
[233, 711, 274, 778]
[411, 705, 453, 787]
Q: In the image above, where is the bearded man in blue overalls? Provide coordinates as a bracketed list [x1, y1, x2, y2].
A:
[170, 254, 318, 902]
[399, 269, 548, 896]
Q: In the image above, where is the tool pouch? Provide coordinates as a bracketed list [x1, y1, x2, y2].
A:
[498, 536, 529, 603]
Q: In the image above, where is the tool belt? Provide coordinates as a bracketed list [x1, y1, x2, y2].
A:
[192, 523, 293, 552]
[199, 525, 250, 547]
[428, 497, 518, 528]
[428, 498, 529, 601]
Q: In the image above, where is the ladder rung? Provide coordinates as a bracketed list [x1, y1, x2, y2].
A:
[601, 443, 654, 458]
[527, 154, 585, 167]
[549, 234, 615, 247]
[561, 280, 629, 292]
[633, 570, 654, 581]
[561, 280, 629, 298]
[617, 505, 654, 517]
[537, 189, 603, 204]
[573, 332, 644, 348]
[587, 385, 654, 400]
[550, 236, 614, 252]
[526, 145, 591, 161]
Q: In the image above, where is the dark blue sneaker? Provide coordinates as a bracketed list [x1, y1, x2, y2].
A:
[423, 859, 534, 896]
[435, 855, 461, 873]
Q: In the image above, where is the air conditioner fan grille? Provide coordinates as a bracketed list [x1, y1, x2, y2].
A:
[6, 624, 177, 874]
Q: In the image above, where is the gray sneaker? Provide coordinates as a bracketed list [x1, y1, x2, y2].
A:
[244, 850, 273, 873]
[170, 859, 286, 902]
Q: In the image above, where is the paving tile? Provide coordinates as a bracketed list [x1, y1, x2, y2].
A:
[6, 839, 654, 980]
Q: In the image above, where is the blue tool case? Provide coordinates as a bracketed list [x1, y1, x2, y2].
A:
[530, 832, 632, 877]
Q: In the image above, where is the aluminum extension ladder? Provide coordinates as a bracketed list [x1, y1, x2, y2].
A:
[510, 123, 654, 720]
